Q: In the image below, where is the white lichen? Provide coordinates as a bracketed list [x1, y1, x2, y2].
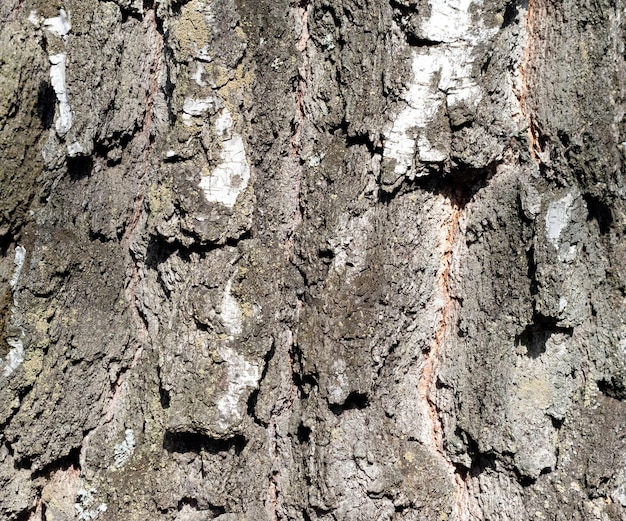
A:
[43, 8, 71, 39]
[192, 63, 207, 86]
[420, 0, 476, 43]
[28, 10, 41, 26]
[67, 141, 85, 157]
[199, 107, 251, 209]
[182, 97, 214, 126]
[328, 358, 349, 405]
[49, 53, 73, 135]
[308, 152, 326, 167]
[75, 487, 107, 521]
[3, 247, 26, 378]
[9, 246, 25, 290]
[320, 33, 335, 50]
[545, 193, 575, 249]
[113, 429, 136, 468]
[329, 211, 371, 282]
[3, 337, 24, 379]
[216, 346, 260, 429]
[220, 276, 243, 338]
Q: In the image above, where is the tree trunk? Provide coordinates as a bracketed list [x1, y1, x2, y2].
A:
[1, 0, 625, 519]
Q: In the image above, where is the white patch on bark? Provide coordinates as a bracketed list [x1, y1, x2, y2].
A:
[420, 0, 475, 42]
[181, 97, 213, 125]
[216, 346, 260, 428]
[192, 63, 207, 86]
[3, 247, 26, 378]
[328, 358, 349, 405]
[113, 429, 136, 468]
[3, 338, 24, 379]
[199, 107, 251, 209]
[9, 246, 25, 290]
[545, 193, 574, 249]
[67, 141, 85, 157]
[28, 10, 41, 26]
[383, 0, 497, 176]
[220, 277, 243, 338]
[43, 8, 71, 39]
[329, 211, 372, 282]
[49, 53, 73, 135]
[75, 487, 107, 521]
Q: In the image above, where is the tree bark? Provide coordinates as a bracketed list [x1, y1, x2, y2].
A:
[1, 0, 626, 519]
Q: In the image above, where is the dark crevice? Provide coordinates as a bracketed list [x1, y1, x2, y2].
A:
[345, 131, 384, 157]
[501, 0, 526, 29]
[293, 370, 318, 398]
[583, 193, 612, 235]
[404, 34, 442, 47]
[93, 132, 134, 166]
[454, 428, 497, 480]
[144, 231, 250, 272]
[597, 378, 626, 400]
[176, 497, 226, 516]
[516, 316, 574, 359]
[15, 508, 35, 521]
[159, 386, 171, 409]
[163, 432, 247, 455]
[333, 117, 383, 157]
[518, 474, 537, 487]
[246, 339, 277, 427]
[66, 155, 94, 182]
[0, 234, 13, 256]
[526, 244, 538, 294]
[379, 162, 497, 207]
[29, 446, 81, 479]
[330, 391, 368, 415]
[159, 378, 171, 409]
[144, 235, 179, 270]
[550, 416, 565, 430]
[296, 423, 311, 444]
[37, 81, 56, 130]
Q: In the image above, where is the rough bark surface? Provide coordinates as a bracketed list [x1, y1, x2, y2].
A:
[1, 0, 626, 519]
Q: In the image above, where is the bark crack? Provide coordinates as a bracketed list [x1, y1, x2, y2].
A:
[520, 0, 542, 169]
[417, 192, 469, 521]
[121, 5, 164, 359]
[81, 3, 164, 471]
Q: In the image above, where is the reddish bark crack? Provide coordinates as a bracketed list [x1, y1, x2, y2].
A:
[520, 0, 542, 168]
[417, 194, 469, 521]
[81, 5, 164, 470]
[285, 1, 310, 263]
[121, 5, 164, 364]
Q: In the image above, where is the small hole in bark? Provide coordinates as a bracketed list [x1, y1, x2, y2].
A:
[518, 474, 536, 487]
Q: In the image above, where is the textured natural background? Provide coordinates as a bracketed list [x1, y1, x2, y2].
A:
[1, 0, 626, 519]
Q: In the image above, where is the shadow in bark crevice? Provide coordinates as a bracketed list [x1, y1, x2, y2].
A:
[330, 391, 368, 415]
[163, 431, 247, 455]
[379, 162, 497, 208]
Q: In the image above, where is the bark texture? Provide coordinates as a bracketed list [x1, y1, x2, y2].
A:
[1, 0, 626, 519]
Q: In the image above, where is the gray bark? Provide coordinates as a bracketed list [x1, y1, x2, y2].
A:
[1, 0, 625, 519]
